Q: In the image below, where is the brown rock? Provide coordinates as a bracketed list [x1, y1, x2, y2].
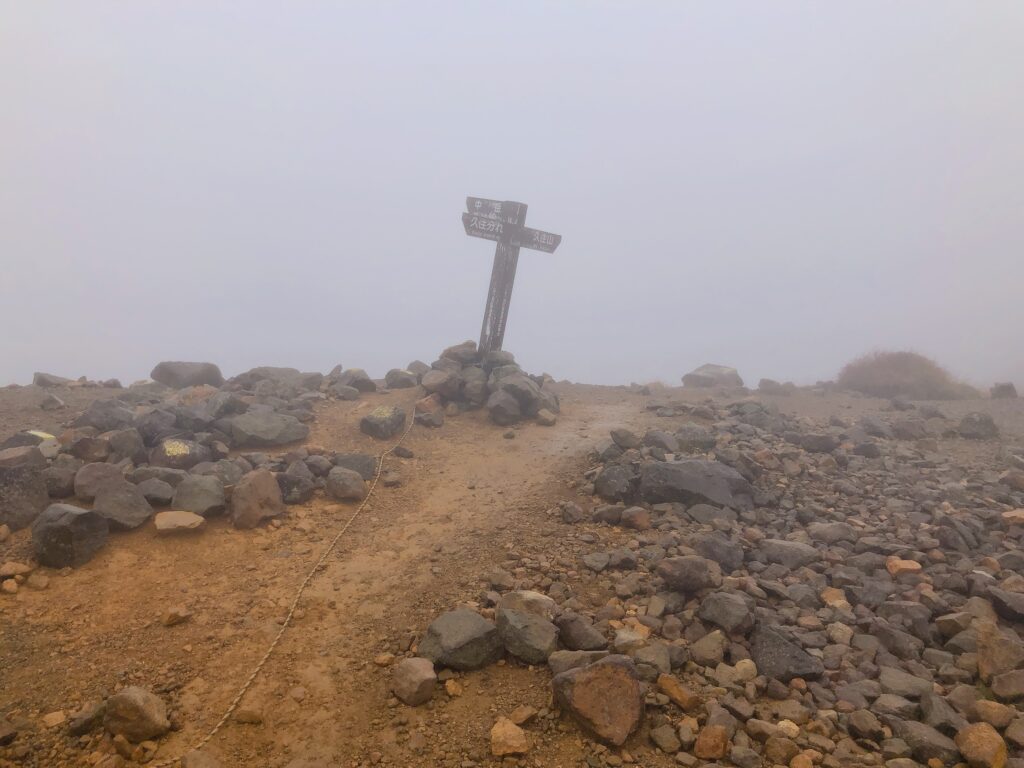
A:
[230, 468, 284, 529]
[1000, 471, 1024, 492]
[886, 557, 922, 576]
[509, 705, 537, 725]
[491, 717, 529, 756]
[391, 657, 436, 706]
[0, 446, 47, 468]
[694, 724, 730, 759]
[657, 673, 701, 712]
[1003, 509, 1024, 527]
[162, 605, 192, 627]
[103, 687, 170, 743]
[955, 722, 1007, 768]
[975, 700, 1015, 730]
[765, 736, 801, 764]
[154, 510, 206, 534]
[552, 655, 643, 746]
[977, 621, 1024, 683]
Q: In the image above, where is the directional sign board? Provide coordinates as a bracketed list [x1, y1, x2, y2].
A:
[462, 212, 507, 243]
[466, 197, 525, 223]
[512, 226, 561, 254]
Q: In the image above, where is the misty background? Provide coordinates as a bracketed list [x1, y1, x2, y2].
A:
[2, 3, 1022, 389]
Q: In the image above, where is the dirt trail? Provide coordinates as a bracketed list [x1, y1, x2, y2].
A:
[0, 385, 644, 767]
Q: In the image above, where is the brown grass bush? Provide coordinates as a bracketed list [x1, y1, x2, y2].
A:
[837, 351, 978, 400]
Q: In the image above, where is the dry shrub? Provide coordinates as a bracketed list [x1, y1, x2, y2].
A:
[837, 351, 978, 400]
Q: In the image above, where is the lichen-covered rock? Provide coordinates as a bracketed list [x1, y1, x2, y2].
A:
[360, 406, 406, 439]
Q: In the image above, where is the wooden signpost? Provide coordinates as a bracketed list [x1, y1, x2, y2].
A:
[462, 197, 561, 354]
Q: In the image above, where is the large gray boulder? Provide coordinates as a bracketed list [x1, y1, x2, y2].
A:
[638, 460, 753, 508]
[150, 361, 224, 389]
[421, 369, 462, 399]
[384, 369, 418, 389]
[172, 475, 226, 516]
[594, 465, 636, 502]
[74, 463, 126, 502]
[497, 608, 559, 664]
[33, 372, 72, 387]
[360, 406, 406, 440]
[335, 368, 376, 393]
[750, 624, 824, 682]
[441, 340, 480, 364]
[697, 591, 755, 635]
[225, 412, 309, 448]
[656, 556, 722, 594]
[92, 480, 154, 530]
[332, 453, 377, 480]
[418, 609, 503, 670]
[759, 539, 820, 569]
[31, 504, 109, 567]
[325, 466, 366, 501]
[103, 686, 170, 743]
[0, 466, 49, 531]
[958, 412, 999, 440]
[73, 399, 135, 432]
[499, 373, 545, 416]
[486, 390, 521, 426]
[682, 364, 744, 388]
[992, 382, 1018, 399]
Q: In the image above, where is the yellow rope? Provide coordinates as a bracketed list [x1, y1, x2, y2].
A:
[151, 408, 417, 766]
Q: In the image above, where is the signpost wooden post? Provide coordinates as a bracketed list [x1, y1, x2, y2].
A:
[462, 197, 561, 354]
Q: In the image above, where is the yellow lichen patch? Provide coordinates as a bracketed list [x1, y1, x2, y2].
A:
[162, 439, 192, 457]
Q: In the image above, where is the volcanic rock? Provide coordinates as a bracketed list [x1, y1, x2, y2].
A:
[682, 364, 743, 388]
[0, 465, 49, 530]
[226, 412, 309, 448]
[230, 468, 284, 529]
[656, 555, 722, 594]
[391, 657, 436, 706]
[551, 655, 643, 746]
[150, 362, 224, 389]
[958, 412, 999, 440]
[750, 624, 824, 682]
[326, 467, 366, 501]
[418, 609, 503, 670]
[172, 475, 226, 517]
[334, 368, 375, 393]
[103, 687, 169, 743]
[149, 439, 211, 470]
[638, 459, 753, 508]
[497, 608, 559, 664]
[92, 480, 154, 530]
[31, 504, 109, 567]
[360, 406, 406, 439]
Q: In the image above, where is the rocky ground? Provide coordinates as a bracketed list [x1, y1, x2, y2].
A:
[2, 354, 1024, 768]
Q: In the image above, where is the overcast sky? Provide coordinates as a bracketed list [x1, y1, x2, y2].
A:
[2, 2, 1022, 388]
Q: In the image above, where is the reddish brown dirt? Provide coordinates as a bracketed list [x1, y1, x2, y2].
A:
[1, 383, 1022, 767]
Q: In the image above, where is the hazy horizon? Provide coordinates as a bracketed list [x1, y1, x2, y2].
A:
[2, 3, 1022, 389]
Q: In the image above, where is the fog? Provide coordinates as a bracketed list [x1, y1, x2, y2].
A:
[2, 2, 1022, 389]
